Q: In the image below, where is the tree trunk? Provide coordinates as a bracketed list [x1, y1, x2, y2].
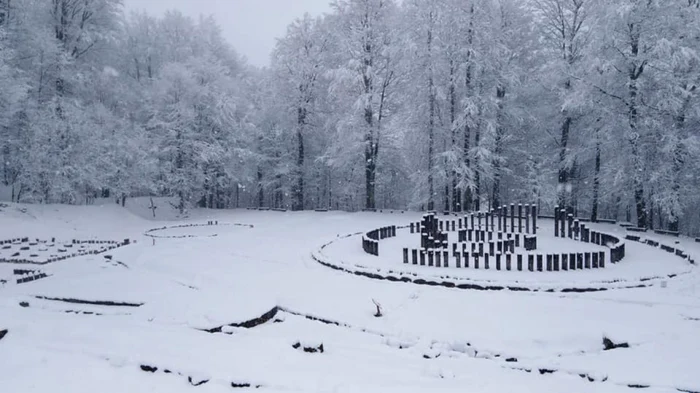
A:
[257, 168, 264, 208]
[591, 128, 601, 222]
[426, 11, 435, 211]
[449, 60, 460, 212]
[292, 106, 306, 211]
[557, 116, 571, 208]
[627, 23, 647, 228]
[463, 4, 475, 213]
[492, 85, 506, 209]
[362, 10, 377, 211]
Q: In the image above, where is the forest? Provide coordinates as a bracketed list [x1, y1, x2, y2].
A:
[0, 0, 698, 234]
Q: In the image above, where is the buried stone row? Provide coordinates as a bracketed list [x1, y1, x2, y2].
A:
[0, 238, 131, 265]
[403, 248, 606, 272]
[362, 226, 397, 256]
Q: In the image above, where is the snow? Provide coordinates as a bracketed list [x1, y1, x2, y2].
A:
[1, 201, 699, 392]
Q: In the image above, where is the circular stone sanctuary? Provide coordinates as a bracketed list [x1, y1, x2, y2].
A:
[315, 203, 695, 292]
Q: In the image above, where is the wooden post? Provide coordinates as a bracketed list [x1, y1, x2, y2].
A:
[518, 204, 523, 233]
[532, 205, 537, 235]
[525, 204, 530, 234]
[496, 208, 503, 232]
[560, 209, 566, 238]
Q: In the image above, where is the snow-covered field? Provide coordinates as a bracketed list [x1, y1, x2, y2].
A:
[1, 199, 699, 392]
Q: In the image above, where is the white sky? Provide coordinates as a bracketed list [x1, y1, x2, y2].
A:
[122, 0, 333, 67]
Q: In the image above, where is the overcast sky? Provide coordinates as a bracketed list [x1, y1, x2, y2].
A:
[123, 0, 332, 67]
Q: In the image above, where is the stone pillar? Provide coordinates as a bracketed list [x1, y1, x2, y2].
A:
[443, 251, 449, 267]
[436, 251, 441, 267]
[546, 254, 553, 271]
[537, 254, 543, 272]
[506, 254, 512, 271]
[553, 254, 560, 271]
[484, 254, 490, 270]
[528, 255, 534, 271]
[562, 254, 568, 271]
[496, 254, 502, 271]
[554, 205, 560, 237]
[474, 254, 480, 269]
[403, 248, 409, 264]
[428, 251, 434, 267]
[455, 252, 461, 268]
[412, 249, 418, 265]
[575, 253, 582, 270]
[464, 252, 470, 268]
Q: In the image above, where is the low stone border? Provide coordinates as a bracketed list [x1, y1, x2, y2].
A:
[204, 307, 279, 333]
[316, 231, 691, 293]
[144, 222, 253, 239]
[625, 234, 696, 265]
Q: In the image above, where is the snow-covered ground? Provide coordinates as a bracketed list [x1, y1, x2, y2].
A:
[1, 199, 699, 392]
